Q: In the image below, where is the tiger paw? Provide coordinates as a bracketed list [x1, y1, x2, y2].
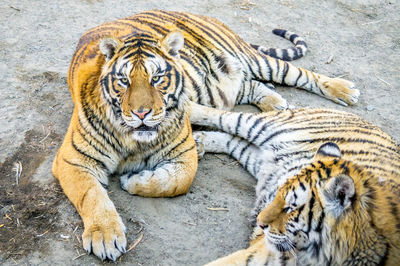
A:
[82, 214, 127, 261]
[120, 170, 156, 196]
[193, 131, 206, 158]
[321, 77, 359, 106]
[254, 91, 289, 111]
[267, 95, 289, 111]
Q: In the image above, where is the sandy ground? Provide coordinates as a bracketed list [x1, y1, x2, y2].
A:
[0, 0, 399, 265]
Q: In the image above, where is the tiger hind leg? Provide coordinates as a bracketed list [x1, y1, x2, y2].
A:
[252, 52, 360, 106]
[237, 81, 290, 111]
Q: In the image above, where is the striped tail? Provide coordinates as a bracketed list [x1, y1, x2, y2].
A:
[250, 29, 308, 61]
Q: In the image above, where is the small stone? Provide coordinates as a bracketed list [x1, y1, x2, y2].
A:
[366, 105, 375, 111]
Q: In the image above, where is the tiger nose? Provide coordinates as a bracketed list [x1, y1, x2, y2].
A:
[258, 223, 267, 230]
[132, 109, 151, 119]
[257, 217, 267, 229]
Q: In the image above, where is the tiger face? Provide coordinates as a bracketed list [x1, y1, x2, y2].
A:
[98, 31, 186, 142]
[257, 143, 360, 262]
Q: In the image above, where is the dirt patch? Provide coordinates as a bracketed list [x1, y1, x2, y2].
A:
[0, 129, 64, 260]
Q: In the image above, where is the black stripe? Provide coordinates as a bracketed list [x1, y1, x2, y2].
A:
[247, 117, 264, 139]
[244, 152, 252, 173]
[63, 158, 109, 189]
[293, 204, 305, 223]
[168, 144, 196, 161]
[183, 70, 202, 102]
[219, 113, 224, 131]
[164, 130, 191, 157]
[71, 131, 108, 172]
[81, 81, 123, 153]
[306, 191, 316, 233]
[235, 113, 243, 135]
[229, 139, 242, 157]
[63, 158, 95, 176]
[77, 124, 111, 160]
[281, 61, 289, 84]
[315, 210, 325, 232]
[250, 121, 269, 144]
[238, 142, 252, 162]
[158, 11, 238, 55]
[289, 33, 298, 43]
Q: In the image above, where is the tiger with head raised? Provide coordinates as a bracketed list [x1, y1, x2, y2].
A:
[52, 10, 359, 261]
[190, 103, 400, 265]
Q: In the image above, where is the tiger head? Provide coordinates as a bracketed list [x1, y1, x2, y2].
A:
[98, 31, 187, 142]
[257, 142, 386, 264]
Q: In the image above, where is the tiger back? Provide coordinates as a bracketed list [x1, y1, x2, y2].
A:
[69, 10, 359, 112]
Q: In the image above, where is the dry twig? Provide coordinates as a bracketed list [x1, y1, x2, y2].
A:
[39, 131, 51, 143]
[131, 221, 143, 234]
[325, 55, 334, 64]
[9, 6, 21, 11]
[36, 230, 48, 237]
[335, 73, 349, 79]
[75, 234, 81, 244]
[127, 232, 144, 252]
[207, 207, 229, 211]
[227, 161, 239, 166]
[73, 253, 86, 260]
[374, 73, 392, 87]
[5, 213, 12, 221]
[12, 161, 22, 186]
[213, 154, 225, 161]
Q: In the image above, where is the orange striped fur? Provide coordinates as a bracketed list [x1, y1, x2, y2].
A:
[190, 103, 400, 265]
[53, 10, 359, 261]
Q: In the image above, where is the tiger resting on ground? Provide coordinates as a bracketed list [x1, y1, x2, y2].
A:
[52, 10, 360, 261]
[190, 102, 400, 265]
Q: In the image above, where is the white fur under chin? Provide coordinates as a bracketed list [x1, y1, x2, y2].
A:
[131, 131, 159, 142]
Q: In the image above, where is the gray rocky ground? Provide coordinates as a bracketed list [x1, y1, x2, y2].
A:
[0, 0, 399, 265]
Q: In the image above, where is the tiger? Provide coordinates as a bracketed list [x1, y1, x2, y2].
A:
[52, 10, 360, 261]
[190, 102, 400, 265]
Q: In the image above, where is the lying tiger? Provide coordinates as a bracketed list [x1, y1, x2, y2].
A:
[190, 102, 400, 265]
[52, 10, 359, 261]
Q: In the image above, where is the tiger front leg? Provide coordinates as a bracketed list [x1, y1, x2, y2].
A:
[52, 135, 126, 261]
[206, 233, 294, 266]
[120, 140, 198, 197]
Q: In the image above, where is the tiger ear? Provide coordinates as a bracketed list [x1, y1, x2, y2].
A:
[161, 31, 184, 57]
[100, 37, 122, 61]
[322, 175, 355, 218]
[314, 142, 341, 161]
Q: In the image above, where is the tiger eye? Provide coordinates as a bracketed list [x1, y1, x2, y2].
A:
[152, 76, 160, 82]
[119, 77, 129, 83]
